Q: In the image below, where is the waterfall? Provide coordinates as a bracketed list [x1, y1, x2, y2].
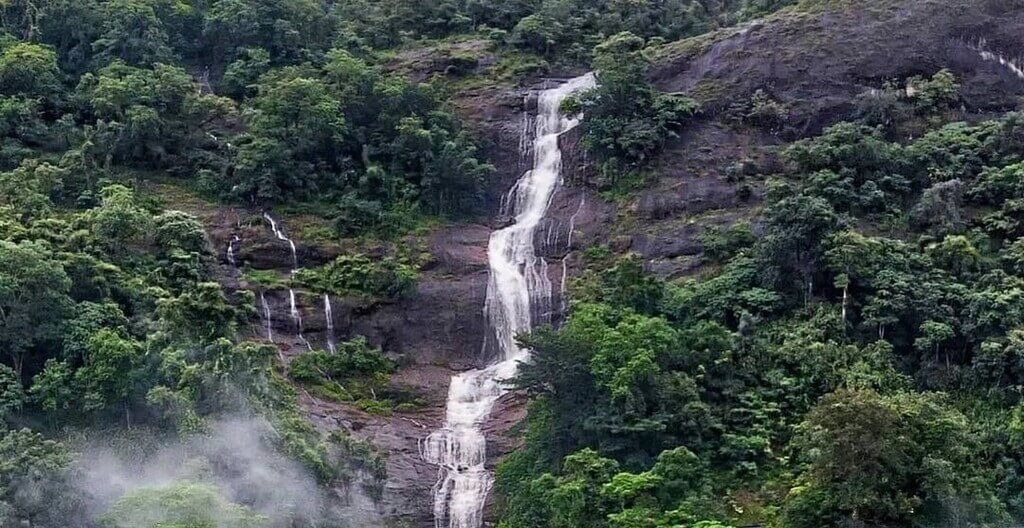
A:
[260, 291, 274, 342]
[226, 235, 240, 266]
[263, 213, 312, 351]
[966, 38, 1024, 81]
[324, 294, 337, 354]
[561, 193, 586, 312]
[421, 73, 596, 528]
[263, 212, 298, 268]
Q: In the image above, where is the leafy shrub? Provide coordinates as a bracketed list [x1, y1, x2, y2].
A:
[700, 223, 757, 263]
[288, 338, 394, 384]
[570, 32, 699, 187]
[906, 68, 960, 113]
[287, 338, 396, 409]
[294, 254, 419, 299]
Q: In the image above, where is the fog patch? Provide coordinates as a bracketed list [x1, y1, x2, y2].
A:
[71, 416, 382, 527]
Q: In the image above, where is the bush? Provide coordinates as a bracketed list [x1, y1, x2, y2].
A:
[573, 32, 699, 186]
[906, 68, 960, 113]
[288, 338, 394, 384]
[287, 338, 396, 407]
[294, 254, 418, 299]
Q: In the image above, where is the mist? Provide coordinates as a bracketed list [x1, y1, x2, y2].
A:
[69, 416, 383, 527]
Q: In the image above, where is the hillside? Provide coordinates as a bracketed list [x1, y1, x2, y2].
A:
[1, 0, 1024, 527]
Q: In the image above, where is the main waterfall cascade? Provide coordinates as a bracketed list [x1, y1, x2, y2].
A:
[421, 73, 596, 528]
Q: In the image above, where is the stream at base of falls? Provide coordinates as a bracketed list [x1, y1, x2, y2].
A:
[421, 73, 596, 528]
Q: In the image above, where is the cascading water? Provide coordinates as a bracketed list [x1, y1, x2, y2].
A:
[263, 213, 312, 351]
[967, 38, 1024, 81]
[324, 294, 337, 354]
[264, 213, 298, 268]
[261, 291, 274, 342]
[421, 73, 595, 528]
[226, 235, 240, 266]
[561, 193, 586, 312]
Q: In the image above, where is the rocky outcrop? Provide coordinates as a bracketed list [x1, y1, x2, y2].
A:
[584, 0, 1024, 279]
[651, 0, 1024, 135]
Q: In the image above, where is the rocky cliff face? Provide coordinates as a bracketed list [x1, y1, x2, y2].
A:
[191, 2, 1024, 524]
[609, 0, 1024, 279]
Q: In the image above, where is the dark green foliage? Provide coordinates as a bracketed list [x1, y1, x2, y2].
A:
[294, 253, 419, 299]
[499, 110, 1024, 528]
[0, 428, 84, 526]
[570, 32, 699, 186]
[504, 0, 793, 60]
[288, 338, 395, 386]
[699, 223, 757, 264]
[100, 481, 268, 528]
[225, 50, 492, 215]
[0, 365, 23, 423]
[75, 61, 232, 169]
[287, 338, 398, 410]
[0, 42, 61, 99]
[784, 122, 915, 215]
[785, 389, 1004, 528]
[0, 240, 72, 377]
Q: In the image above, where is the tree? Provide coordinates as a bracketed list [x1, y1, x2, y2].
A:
[230, 74, 347, 201]
[511, 14, 562, 53]
[785, 123, 913, 215]
[0, 160, 63, 221]
[154, 210, 208, 256]
[0, 240, 72, 376]
[73, 329, 146, 424]
[546, 449, 620, 528]
[156, 283, 236, 344]
[0, 42, 61, 98]
[90, 0, 174, 67]
[90, 184, 152, 255]
[572, 32, 699, 183]
[909, 179, 965, 236]
[758, 193, 840, 301]
[0, 428, 83, 527]
[100, 481, 268, 528]
[60, 301, 130, 361]
[785, 389, 1004, 528]
[77, 61, 230, 167]
[28, 359, 75, 416]
[0, 364, 23, 424]
[906, 68, 960, 114]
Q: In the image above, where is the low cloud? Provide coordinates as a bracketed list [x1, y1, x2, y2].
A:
[71, 416, 383, 527]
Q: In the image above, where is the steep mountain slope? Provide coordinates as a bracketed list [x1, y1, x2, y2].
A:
[595, 0, 1024, 279]
[163, 0, 1024, 526]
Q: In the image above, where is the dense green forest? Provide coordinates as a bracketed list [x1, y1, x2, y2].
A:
[3, 0, 1023, 527]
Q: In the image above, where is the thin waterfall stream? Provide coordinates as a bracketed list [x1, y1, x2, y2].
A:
[421, 73, 596, 528]
[264, 212, 313, 351]
[324, 294, 337, 354]
[226, 235, 240, 267]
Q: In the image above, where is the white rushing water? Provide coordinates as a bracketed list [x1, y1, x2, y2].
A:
[324, 294, 337, 354]
[264, 213, 312, 351]
[421, 73, 595, 528]
[226, 235, 240, 266]
[260, 291, 274, 342]
[966, 37, 1024, 81]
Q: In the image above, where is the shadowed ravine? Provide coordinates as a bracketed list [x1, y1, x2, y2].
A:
[420, 73, 596, 528]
